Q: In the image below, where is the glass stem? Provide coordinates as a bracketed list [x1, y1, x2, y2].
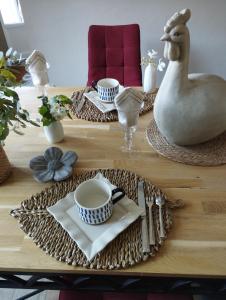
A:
[124, 127, 134, 151]
[38, 85, 48, 96]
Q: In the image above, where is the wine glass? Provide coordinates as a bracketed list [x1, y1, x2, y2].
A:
[117, 107, 140, 152]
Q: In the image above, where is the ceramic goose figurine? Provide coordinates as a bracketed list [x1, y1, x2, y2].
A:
[153, 8, 226, 145]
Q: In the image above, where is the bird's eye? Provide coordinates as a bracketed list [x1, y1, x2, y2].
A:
[174, 32, 181, 37]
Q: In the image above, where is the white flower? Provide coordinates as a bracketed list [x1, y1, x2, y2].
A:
[157, 58, 166, 72]
[13, 50, 18, 57]
[49, 97, 57, 106]
[147, 49, 158, 59]
[50, 105, 67, 120]
[142, 49, 166, 74]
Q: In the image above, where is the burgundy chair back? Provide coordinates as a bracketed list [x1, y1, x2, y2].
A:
[87, 24, 142, 87]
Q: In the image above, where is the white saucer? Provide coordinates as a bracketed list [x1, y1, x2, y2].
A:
[84, 85, 125, 113]
[84, 91, 116, 113]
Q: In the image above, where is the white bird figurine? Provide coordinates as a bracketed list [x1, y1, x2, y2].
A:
[153, 8, 226, 145]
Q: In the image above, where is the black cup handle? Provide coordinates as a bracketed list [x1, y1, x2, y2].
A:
[91, 80, 98, 91]
[112, 187, 125, 204]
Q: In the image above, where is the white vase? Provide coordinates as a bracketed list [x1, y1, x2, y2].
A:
[43, 121, 64, 144]
[143, 63, 157, 93]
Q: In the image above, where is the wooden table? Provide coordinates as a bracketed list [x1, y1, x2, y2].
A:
[0, 87, 226, 295]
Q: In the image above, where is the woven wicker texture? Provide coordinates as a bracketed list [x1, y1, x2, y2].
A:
[70, 88, 156, 122]
[11, 169, 181, 270]
[0, 146, 12, 184]
[146, 118, 226, 166]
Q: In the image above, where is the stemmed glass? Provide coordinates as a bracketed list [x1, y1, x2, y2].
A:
[117, 107, 140, 152]
[28, 69, 49, 96]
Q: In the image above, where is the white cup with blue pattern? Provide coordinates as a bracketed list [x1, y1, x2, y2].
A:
[92, 78, 119, 102]
[74, 178, 125, 225]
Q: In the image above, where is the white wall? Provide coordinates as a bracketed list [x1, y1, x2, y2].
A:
[3, 0, 226, 86]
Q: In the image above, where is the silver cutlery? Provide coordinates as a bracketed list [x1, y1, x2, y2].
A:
[138, 180, 150, 254]
[155, 195, 165, 238]
[146, 193, 155, 245]
[72, 88, 90, 114]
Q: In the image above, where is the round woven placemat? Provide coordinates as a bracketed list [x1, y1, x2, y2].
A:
[11, 168, 182, 270]
[0, 146, 12, 184]
[70, 88, 157, 122]
[146, 118, 226, 166]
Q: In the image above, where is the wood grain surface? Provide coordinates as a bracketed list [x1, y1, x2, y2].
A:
[0, 86, 226, 277]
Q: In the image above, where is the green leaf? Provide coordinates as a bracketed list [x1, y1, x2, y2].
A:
[0, 69, 17, 81]
[42, 118, 53, 126]
[0, 124, 5, 135]
[13, 128, 24, 135]
[55, 95, 72, 105]
[0, 125, 9, 141]
[15, 118, 26, 126]
[28, 120, 40, 127]
[17, 112, 30, 121]
[67, 111, 72, 119]
[0, 99, 14, 107]
[21, 108, 29, 117]
[0, 57, 6, 68]
[38, 105, 48, 116]
[0, 87, 19, 100]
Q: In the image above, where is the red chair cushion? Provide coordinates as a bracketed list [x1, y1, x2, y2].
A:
[87, 24, 142, 87]
[59, 291, 193, 300]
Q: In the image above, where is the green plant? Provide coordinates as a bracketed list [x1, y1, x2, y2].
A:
[0, 51, 39, 145]
[38, 95, 73, 126]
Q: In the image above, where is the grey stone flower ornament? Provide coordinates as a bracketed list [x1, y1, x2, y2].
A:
[29, 147, 78, 182]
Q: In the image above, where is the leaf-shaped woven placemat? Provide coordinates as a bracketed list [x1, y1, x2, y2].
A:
[11, 168, 181, 270]
[70, 88, 157, 122]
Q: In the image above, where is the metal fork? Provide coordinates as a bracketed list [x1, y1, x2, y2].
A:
[146, 186, 156, 245]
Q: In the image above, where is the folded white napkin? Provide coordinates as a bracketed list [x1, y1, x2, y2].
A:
[47, 173, 144, 261]
[114, 88, 144, 127]
[26, 50, 49, 86]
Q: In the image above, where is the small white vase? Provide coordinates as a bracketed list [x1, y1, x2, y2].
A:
[143, 63, 157, 93]
[43, 121, 64, 144]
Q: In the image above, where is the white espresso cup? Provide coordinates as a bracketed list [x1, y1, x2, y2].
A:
[74, 178, 125, 225]
[92, 78, 119, 102]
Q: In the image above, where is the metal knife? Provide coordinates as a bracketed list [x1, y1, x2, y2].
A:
[138, 180, 150, 254]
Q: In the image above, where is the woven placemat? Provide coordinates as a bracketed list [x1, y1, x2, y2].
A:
[70, 87, 157, 122]
[0, 146, 12, 184]
[146, 118, 226, 166]
[11, 168, 182, 270]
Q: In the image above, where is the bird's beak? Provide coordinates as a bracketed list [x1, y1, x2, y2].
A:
[160, 33, 171, 42]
